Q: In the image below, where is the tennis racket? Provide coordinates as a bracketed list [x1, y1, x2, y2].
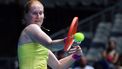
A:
[64, 17, 78, 51]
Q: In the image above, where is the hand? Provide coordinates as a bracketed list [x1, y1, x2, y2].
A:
[68, 46, 83, 56]
[72, 41, 81, 46]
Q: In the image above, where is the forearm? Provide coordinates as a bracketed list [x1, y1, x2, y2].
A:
[58, 54, 76, 69]
[48, 50, 77, 69]
[52, 39, 65, 45]
[58, 46, 83, 69]
[47, 39, 65, 49]
[48, 46, 83, 69]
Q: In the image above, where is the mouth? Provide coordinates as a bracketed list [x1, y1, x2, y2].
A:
[35, 19, 40, 22]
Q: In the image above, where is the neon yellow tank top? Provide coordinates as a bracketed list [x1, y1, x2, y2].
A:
[18, 43, 48, 69]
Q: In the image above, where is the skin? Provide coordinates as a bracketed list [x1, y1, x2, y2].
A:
[18, 0, 83, 69]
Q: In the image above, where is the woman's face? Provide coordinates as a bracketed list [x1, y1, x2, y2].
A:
[25, 1, 44, 26]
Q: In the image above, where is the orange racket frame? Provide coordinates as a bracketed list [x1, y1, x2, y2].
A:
[64, 17, 78, 51]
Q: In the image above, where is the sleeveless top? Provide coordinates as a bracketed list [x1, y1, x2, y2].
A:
[18, 42, 48, 69]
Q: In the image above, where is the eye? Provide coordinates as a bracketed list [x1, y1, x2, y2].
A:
[32, 11, 38, 15]
[32, 11, 43, 16]
[39, 11, 43, 15]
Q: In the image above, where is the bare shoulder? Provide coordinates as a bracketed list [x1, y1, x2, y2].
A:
[18, 24, 42, 45]
[25, 24, 40, 30]
[23, 24, 42, 34]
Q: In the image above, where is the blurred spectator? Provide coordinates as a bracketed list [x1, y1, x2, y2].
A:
[102, 39, 119, 64]
[73, 56, 94, 69]
[94, 39, 119, 69]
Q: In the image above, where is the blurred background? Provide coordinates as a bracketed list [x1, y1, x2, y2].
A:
[0, 0, 122, 69]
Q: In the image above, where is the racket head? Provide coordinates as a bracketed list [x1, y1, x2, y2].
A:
[64, 17, 78, 51]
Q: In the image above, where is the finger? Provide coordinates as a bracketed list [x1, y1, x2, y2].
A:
[68, 51, 76, 54]
[73, 46, 81, 49]
[72, 42, 80, 46]
[68, 48, 77, 52]
[68, 47, 78, 54]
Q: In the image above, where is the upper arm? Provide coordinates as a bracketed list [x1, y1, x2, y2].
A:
[25, 24, 52, 45]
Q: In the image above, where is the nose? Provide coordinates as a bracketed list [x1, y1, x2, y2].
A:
[36, 13, 41, 18]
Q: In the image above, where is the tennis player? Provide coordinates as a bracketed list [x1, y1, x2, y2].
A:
[17, 0, 83, 69]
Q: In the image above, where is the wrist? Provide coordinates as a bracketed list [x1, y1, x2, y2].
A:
[72, 54, 81, 61]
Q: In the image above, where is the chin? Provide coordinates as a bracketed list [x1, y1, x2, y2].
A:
[34, 21, 43, 25]
[37, 22, 43, 26]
